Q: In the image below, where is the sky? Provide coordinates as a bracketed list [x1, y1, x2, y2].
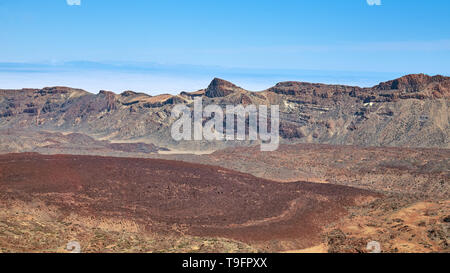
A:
[0, 0, 449, 94]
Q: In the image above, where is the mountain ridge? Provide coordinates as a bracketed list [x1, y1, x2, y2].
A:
[2, 73, 448, 96]
[0, 73, 449, 150]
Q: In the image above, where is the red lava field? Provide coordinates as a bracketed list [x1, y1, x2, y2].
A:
[0, 153, 378, 251]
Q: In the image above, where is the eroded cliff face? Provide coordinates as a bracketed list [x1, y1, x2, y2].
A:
[0, 73, 449, 150]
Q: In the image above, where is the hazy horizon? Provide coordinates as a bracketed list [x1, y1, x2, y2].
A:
[1, 1, 449, 94]
[0, 61, 412, 95]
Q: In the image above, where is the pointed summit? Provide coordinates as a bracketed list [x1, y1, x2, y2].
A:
[205, 78, 243, 98]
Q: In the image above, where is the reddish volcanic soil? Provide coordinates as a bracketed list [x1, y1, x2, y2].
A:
[0, 153, 378, 251]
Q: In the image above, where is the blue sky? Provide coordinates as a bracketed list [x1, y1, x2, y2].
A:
[0, 0, 449, 94]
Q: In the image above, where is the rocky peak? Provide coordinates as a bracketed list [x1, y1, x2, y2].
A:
[98, 90, 116, 96]
[120, 90, 138, 97]
[96, 90, 118, 111]
[205, 78, 243, 98]
[375, 74, 449, 92]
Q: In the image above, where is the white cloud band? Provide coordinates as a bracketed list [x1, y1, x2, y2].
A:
[67, 0, 81, 6]
[367, 0, 381, 6]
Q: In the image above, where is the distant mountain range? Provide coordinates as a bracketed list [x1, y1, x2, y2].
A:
[0, 73, 449, 153]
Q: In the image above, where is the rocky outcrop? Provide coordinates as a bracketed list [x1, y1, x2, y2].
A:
[205, 78, 245, 98]
[374, 74, 450, 99]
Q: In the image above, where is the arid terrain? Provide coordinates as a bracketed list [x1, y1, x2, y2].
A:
[0, 74, 448, 253]
[0, 148, 447, 253]
[155, 144, 450, 252]
[155, 144, 450, 197]
[0, 153, 378, 252]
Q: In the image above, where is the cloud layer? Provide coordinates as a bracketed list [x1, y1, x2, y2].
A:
[66, 0, 81, 6]
[367, 0, 381, 6]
